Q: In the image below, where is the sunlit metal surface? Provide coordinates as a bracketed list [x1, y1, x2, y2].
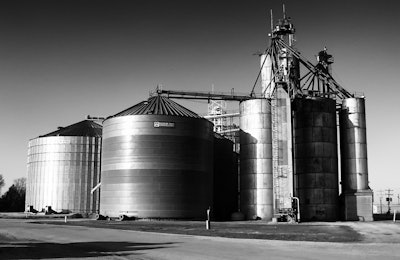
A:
[26, 136, 101, 213]
[239, 99, 273, 220]
[100, 111, 214, 219]
[340, 97, 369, 191]
[293, 97, 338, 221]
[260, 54, 275, 97]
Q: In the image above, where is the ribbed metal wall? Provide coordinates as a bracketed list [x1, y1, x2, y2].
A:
[26, 136, 101, 213]
[239, 99, 273, 221]
[100, 115, 214, 219]
[293, 97, 338, 221]
[213, 135, 238, 221]
[339, 98, 369, 191]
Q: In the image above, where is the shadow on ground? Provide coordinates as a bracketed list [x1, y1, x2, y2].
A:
[0, 241, 175, 259]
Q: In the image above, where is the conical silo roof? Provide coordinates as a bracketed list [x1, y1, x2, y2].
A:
[40, 120, 102, 137]
[109, 95, 201, 118]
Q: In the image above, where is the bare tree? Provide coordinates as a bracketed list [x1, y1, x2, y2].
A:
[0, 174, 5, 195]
[13, 177, 26, 193]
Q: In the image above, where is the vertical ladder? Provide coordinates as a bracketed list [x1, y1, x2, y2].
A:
[271, 93, 280, 214]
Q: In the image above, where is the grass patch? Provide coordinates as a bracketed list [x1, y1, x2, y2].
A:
[36, 220, 363, 243]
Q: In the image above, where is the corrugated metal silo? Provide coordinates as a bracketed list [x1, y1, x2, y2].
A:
[292, 97, 339, 221]
[239, 99, 273, 221]
[339, 97, 373, 221]
[340, 98, 369, 191]
[100, 95, 214, 219]
[213, 134, 238, 221]
[26, 120, 102, 213]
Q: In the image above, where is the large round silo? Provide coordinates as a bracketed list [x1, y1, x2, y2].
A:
[339, 97, 373, 221]
[25, 120, 102, 213]
[100, 95, 214, 219]
[292, 97, 338, 221]
[239, 99, 273, 221]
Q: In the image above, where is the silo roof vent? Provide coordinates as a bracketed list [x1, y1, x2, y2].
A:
[40, 120, 102, 137]
[110, 95, 200, 118]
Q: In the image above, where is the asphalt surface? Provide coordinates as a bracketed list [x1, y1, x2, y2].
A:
[0, 219, 399, 260]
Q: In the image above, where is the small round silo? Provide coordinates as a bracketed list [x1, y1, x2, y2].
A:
[292, 97, 338, 221]
[100, 96, 214, 219]
[339, 97, 369, 191]
[26, 120, 102, 213]
[339, 97, 373, 221]
[239, 99, 273, 221]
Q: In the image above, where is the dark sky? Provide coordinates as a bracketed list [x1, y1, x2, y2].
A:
[0, 0, 399, 192]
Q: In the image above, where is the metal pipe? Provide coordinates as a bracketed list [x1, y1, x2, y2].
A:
[206, 207, 211, 230]
[91, 183, 101, 194]
[283, 4, 286, 19]
[216, 128, 240, 134]
[156, 89, 254, 101]
[270, 9, 274, 34]
[204, 113, 240, 119]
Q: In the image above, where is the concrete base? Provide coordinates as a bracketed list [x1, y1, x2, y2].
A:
[341, 190, 373, 221]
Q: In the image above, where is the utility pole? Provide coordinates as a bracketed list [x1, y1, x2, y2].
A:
[385, 189, 393, 214]
[376, 190, 384, 214]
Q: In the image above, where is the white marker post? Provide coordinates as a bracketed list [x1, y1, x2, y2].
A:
[393, 210, 397, 223]
[206, 207, 211, 230]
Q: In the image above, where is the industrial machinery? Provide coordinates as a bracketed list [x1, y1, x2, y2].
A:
[25, 5, 373, 222]
[155, 5, 373, 222]
[254, 5, 371, 221]
[25, 118, 102, 213]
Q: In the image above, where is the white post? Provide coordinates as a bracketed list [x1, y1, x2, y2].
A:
[393, 210, 397, 222]
[64, 216, 67, 223]
[206, 207, 211, 230]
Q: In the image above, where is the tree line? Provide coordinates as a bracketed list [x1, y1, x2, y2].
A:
[0, 174, 26, 212]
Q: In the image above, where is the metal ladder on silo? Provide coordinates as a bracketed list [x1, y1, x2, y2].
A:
[270, 93, 280, 216]
[271, 85, 294, 222]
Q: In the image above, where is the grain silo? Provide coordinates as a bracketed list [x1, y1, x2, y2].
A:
[213, 134, 239, 221]
[26, 119, 102, 213]
[339, 97, 373, 221]
[239, 99, 273, 221]
[152, 9, 373, 223]
[100, 95, 214, 219]
[292, 97, 339, 221]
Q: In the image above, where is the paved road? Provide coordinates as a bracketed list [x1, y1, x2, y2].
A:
[0, 219, 399, 259]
